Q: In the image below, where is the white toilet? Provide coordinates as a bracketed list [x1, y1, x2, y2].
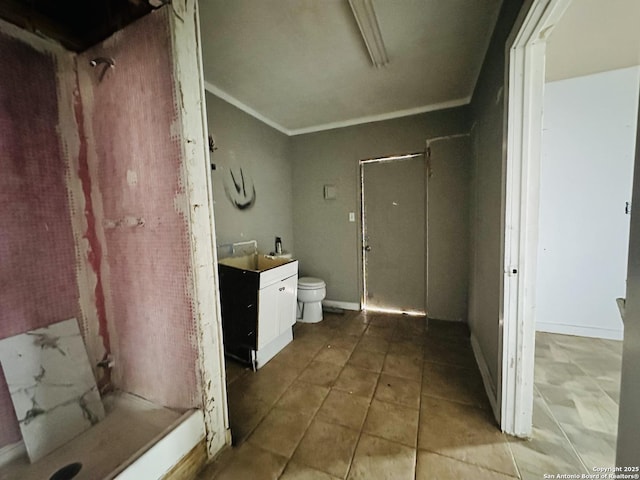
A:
[297, 277, 326, 323]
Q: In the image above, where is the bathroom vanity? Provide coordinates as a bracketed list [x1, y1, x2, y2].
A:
[218, 252, 298, 369]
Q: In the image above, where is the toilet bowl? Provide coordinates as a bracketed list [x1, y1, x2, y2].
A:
[297, 277, 326, 323]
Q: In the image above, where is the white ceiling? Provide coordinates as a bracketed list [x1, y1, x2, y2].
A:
[546, 0, 640, 82]
[198, 0, 503, 135]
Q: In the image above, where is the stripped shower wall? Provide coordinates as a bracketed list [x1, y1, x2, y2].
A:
[0, 5, 210, 453]
[76, 8, 200, 409]
[0, 28, 83, 449]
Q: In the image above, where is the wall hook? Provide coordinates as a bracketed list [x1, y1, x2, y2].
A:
[89, 57, 115, 82]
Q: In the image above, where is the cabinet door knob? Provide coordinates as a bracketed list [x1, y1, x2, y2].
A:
[279, 287, 285, 291]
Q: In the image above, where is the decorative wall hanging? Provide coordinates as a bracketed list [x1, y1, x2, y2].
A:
[224, 163, 256, 210]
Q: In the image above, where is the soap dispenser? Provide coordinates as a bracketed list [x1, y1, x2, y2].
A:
[275, 237, 283, 255]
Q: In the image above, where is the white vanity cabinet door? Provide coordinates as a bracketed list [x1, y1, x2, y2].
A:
[257, 282, 279, 349]
[277, 274, 298, 334]
[257, 274, 298, 350]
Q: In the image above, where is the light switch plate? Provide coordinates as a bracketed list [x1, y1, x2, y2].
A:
[349, 212, 355, 222]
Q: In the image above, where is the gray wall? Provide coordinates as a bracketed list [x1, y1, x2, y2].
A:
[616, 86, 640, 468]
[291, 108, 469, 304]
[206, 93, 294, 255]
[468, 0, 526, 389]
[428, 137, 471, 322]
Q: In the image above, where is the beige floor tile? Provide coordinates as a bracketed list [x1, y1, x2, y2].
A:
[347, 349, 385, 372]
[388, 340, 424, 358]
[364, 325, 395, 340]
[227, 391, 272, 444]
[356, 335, 390, 354]
[325, 335, 361, 353]
[561, 423, 616, 471]
[248, 406, 314, 458]
[537, 384, 618, 435]
[280, 462, 341, 480]
[423, 337, 476, 368]
[374, 373, 421, 410]
[212, 442, 287, 480]
[298, 360, 343, 388]
[340, 321, 368, 336]
[276, 380, 329, 416]
[363, 399, 419, 447]
[333, 365, 380, 399]
[314, 346, 353, 366]
[425, 318, 468, 339]
[418, 396, 519, 477]
[416, 451, 517, 480]
[367, 314, 399, 329]
[382, 353, 422, 381]
[236, 363, 301, 405]
[347, 434, 416, 480]
[508, 396, 587, 477]
[293, 419, 360, 479]
[422, 361, 488, 408]
[321, 314, 349, 329]
[392, 322, 427, 344]
[316, 389, 371, 430]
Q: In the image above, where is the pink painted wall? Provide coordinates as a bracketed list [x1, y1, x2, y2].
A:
[79, 9, 199, 409]
[0, 32, 82, 447]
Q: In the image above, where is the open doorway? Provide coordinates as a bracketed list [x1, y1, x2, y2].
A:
[502, 0, 640, 471]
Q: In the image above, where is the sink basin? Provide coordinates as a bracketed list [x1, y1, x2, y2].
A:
[219, 253, 292, 271]
[218, 253, 297, 288]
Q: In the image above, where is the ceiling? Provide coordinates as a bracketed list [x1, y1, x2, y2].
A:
[198, 0, 503, 135]
[546, 0, 640, 82]
[0, 0, 154, 51]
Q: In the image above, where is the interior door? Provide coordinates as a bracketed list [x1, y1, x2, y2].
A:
[361, 155, 426, 313]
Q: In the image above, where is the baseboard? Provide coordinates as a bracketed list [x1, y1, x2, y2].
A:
[322, 300, 360, 311]
[536, 322, 623, 341]
[0, 440, 26, 467]
[470, 333, 500, 423]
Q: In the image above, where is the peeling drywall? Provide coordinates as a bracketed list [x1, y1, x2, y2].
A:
[0, 23, 82, 449]
[77, 7, 199, 409]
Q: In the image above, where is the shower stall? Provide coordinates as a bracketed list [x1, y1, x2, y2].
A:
[0, 2, 228, 478]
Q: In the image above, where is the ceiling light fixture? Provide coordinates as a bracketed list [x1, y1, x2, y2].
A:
[348, 0, 389, 68]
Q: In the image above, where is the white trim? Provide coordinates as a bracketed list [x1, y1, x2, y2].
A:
[501, 0, 572, 438]
[203, 81, 291, 135]
[112, 410, 205, 480]
[0, 441, 26, 468]
[202, 80, 471, 137]
[322, 300, 361, 311]
[536, 322, 624, 341]
[471, 333, 499, 420]
[289, 97, 471, 136]
[171, 2, 229, 458]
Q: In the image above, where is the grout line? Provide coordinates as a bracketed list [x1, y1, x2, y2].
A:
[343, 312, 386, 480]
[414, 332, 427, 480]
[283, 310, 376, 479]
[535, 385, 590, 474]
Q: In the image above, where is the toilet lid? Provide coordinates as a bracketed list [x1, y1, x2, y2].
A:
[298, 277, 325, 289]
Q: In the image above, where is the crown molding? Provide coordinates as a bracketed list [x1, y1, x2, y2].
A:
[203, 81, 470, 137]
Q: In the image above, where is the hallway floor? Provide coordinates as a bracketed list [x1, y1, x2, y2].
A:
[198, 312, 621, 480]
[518, 331, 622, 477]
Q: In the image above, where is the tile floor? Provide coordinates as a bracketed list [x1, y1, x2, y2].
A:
[512, 331, 622, 478]
[198, 312, 622, 480]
